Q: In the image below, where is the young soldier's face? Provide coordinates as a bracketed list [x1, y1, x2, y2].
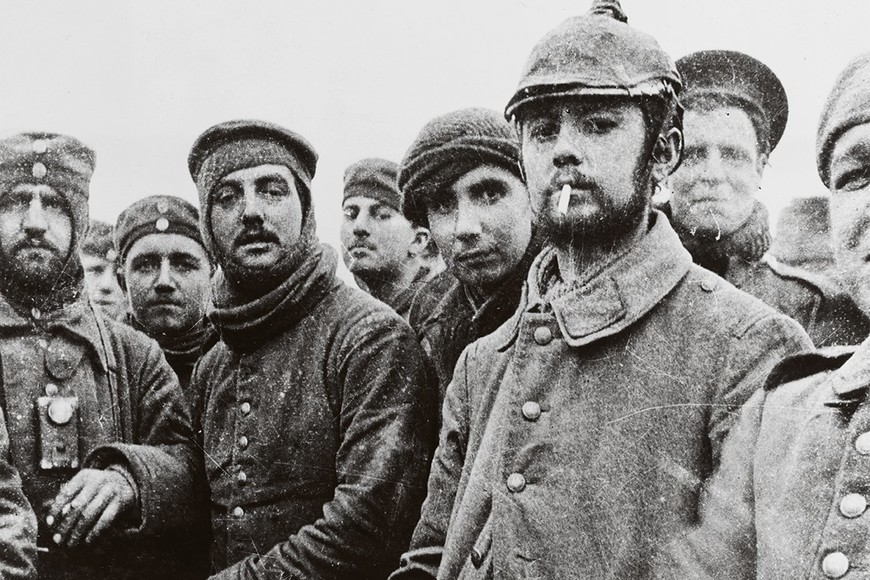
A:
[520, 99, 651, 247]
[426, 165, 532, 293]
[0, 183, 72, 286]
[341, 197, 420, 280]
[669, 107, 766, 238]
[81, 253, 126, 319]
[829, 122, 870, 316]
[124, 233, 211, 337]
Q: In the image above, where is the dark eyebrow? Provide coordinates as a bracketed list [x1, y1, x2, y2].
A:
[169, 251, 203, 262]
[130, 252, 160, 265]
[255, 175, 290, 187]
[468, 178, 509, 196]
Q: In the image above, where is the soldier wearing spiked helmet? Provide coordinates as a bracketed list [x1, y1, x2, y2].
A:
[391, 2, 811, 578]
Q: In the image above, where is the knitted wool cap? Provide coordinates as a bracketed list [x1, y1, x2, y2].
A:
[677, 50, 788, 154]
[817, 53, 870, 188]
[343, 158, 402, 210]
[187, 119, 318, 254]
[505, 0, 680, 120]
[115, 195, 204, 263]
[0, 132, 95, 251]
[81, 219, 116, 262]
[398, 108, 521, 227]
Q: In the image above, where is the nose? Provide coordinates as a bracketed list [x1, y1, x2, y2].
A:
[454, 197, 483, 243]
[352, 213, 371, 238]
[96, 267, 117, 294]
[700, 149, 727, 182]
[552, 123, 582, 169]
[23, 196, 48, 235]
[240, 187, 265, 226]
[154, 258, 175, 292]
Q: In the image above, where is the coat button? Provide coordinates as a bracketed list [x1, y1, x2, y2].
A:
[700, 279, 716, 292]
[240, 402, 251, 415]
[533, 326, 552, 345]
[232, 506, 244, 518]
[506, 473, 526, 492]
[238, 435, 249, 449]
[237, 471, 247, 484]
[522, 401, 541, 421]
[840, 493, 867, 518]
[470, 547, 485, 568]
[821, 551, 849, 578]
[31, 162, 47, 179]
[31, 139, 48, 154]
[44, 383, 59, 396]
[855, 432, 870, 454]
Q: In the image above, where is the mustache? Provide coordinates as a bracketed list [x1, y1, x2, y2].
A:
[14, 236, 60, 254]
[233, 227, 280, 248]
[348, 240, 376, 251]
[548, 172, 600, 196]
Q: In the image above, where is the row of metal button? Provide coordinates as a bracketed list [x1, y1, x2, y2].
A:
[817, 432, 870, 577]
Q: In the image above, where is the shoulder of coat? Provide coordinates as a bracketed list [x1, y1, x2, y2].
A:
[763, 255, 839, 298]
[764, 345, 859, 391]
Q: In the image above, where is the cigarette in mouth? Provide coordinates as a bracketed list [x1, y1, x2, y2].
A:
[558, 184, 572, 214]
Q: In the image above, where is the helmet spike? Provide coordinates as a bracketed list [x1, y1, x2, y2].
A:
[588, 0, 628, 23]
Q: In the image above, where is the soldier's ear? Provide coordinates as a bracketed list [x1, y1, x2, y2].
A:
[652, 127, 682, 183]
[410, 227, 430, 258]
[755, 152, 769, 179]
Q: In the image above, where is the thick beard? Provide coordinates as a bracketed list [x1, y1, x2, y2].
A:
[0, 248, 74, 308]
[539, 163, 653, 251]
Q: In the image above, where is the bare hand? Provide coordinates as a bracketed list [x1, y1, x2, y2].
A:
[47, 468, 136, 547]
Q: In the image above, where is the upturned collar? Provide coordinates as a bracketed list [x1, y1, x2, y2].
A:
[506, 211, 693, 348]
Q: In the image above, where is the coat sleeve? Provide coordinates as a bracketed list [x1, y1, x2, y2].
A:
[654, 389, 765, 580]
[84, 338, 202, 538]
[388, 345, 474, 580]
[709, 313, 812, 465]
[212, 312, 436, 580]
[0, 404, 37, 580]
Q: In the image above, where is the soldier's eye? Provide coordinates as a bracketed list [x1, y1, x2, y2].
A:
[213, 184, 240, 206]
[584, 117, 617, 134]
[526, 117, 559, 142]
[835, 167, 870, 192]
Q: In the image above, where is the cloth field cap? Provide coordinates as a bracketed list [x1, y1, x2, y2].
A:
[343, 158, 402, 211]
[0, 132, 95, 250]
[398, 108, 522, 228]
[677, 50, 788, 154]
[505, 0, 681, 120]
[187, 119, 318, 254]
[81, 219, 117, 263]
[816, 52, 870, 189]
[114, 195, 204, 263]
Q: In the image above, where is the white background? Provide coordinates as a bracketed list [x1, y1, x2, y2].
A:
[1, 0, 865, 260]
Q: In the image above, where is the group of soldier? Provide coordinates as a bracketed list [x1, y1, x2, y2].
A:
[1, 0, 869, 578]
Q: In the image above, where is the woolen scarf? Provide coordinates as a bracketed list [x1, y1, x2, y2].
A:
[209, 244, 338, 353]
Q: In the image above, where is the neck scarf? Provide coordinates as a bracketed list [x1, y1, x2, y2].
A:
[209, 244, 338, 352]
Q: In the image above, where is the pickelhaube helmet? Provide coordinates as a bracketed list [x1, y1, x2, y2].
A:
[505, 0, 681, 121]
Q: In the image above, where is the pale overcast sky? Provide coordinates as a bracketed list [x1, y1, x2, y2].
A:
[0, 0, 865, 257]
